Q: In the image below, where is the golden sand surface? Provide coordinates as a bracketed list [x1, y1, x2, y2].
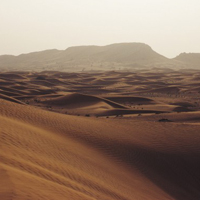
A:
[1, 70, 200, 199]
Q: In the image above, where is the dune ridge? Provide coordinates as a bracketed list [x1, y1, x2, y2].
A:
[0, 99, 172, 200]
[0, 70, 200, 116]
[1, 70, 200, 199]
[1, 97, 200, 199]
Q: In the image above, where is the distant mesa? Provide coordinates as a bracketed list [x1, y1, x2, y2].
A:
[174, 53, 200, 67]
[0, 43, 176, 71]
[64, 43, 168, 63]
[0, 43, 199, 71]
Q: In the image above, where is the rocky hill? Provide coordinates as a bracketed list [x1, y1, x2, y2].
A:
[174, 53, 200, 68]
[0, 43, 172, 71]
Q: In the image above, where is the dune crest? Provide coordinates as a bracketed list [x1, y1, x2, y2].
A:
[0, 99, 174, 200]
[1, 70, 200, 199]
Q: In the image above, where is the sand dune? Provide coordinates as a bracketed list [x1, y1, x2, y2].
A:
[0, 73, 26, 80]
[0, 93, 25, 105]
[40, 93, 132, 116]
[41, 93, 126, 109]
[0, 69, 200, 116]
[1, 70, 200, 199]
[1, 97, 200, 199]
[0, 99, 170, 199]
[106, 96, 155, 105]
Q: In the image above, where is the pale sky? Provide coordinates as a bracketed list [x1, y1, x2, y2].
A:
[0, 0, 200, 58]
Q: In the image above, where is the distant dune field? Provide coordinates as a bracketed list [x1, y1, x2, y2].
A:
[1, 69, 200, 199]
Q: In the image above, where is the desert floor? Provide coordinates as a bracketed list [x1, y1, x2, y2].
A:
[1, 69, 200, 200]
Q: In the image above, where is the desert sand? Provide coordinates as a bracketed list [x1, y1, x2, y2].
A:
[1, 69, 200, 199]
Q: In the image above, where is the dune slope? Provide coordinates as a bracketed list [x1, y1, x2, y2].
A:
[1, 99, 200, 199]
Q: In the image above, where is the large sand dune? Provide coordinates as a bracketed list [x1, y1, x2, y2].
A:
[1, 69, 199, 115]
[1, 95, 200, 199]
[1, 69, 200, 199]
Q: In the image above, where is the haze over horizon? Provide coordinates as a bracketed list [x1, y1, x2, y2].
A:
[1, 0, 200, 58]
[1, 1, 200, 199]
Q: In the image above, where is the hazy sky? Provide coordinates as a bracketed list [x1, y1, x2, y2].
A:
[1, 0, 200, 58]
